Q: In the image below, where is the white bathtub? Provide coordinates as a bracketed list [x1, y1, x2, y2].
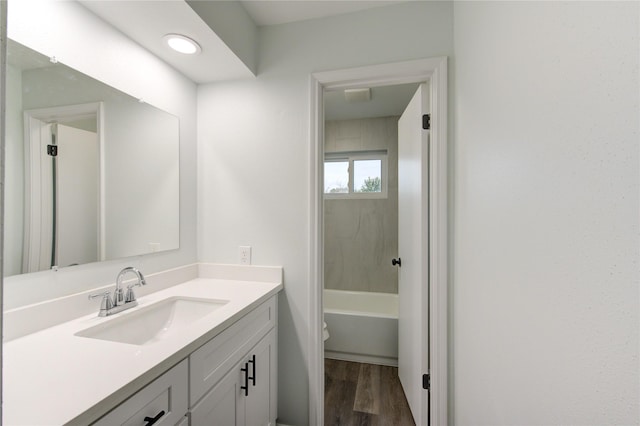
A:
[323, 289, 398, 366]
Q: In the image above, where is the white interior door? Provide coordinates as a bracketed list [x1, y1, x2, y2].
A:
[397, 83, 429, 425]
[56, 124, 99, 267]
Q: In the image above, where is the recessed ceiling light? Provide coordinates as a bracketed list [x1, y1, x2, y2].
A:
[163, 34, 201, 55]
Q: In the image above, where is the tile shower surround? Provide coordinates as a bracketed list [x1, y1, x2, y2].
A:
[324, 116, 399, 294]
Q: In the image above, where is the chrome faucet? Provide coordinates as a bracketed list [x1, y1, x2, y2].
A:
[89, 267, 147, 317]
[117, 266, 146, 305]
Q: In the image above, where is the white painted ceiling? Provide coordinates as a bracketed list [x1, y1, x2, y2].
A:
[324, 83, 419, 121]
[79, 1, 410, 84]
[77, 0, 417, 118]
[240, 1, 407, 26]
[79, 0, 255, 83]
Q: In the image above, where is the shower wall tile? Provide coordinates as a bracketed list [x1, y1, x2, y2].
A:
[324, 121, 337, 146]
[324, 116, 399, 294]
[335, 119, 362, 140]
[335, 137, 362, 152]
[361, 118, 388, 150]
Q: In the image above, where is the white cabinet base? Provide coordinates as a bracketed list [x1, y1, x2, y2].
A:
[91, 296, 278, 426]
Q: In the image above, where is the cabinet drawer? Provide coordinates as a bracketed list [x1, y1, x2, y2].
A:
[190, 297, 276, 405]
[93, 359, 188, 426]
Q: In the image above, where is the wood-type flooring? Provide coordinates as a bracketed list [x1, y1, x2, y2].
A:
[324, 359, 416, 426]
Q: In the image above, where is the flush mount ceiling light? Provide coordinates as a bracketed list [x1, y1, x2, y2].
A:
[163, 34, 201, 55]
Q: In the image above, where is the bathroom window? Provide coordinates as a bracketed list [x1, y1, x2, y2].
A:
[324, 160, 349, 194]
[324, 151, 387, 199]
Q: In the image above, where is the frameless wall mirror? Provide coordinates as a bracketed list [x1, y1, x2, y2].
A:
[4, 39, 180, 277]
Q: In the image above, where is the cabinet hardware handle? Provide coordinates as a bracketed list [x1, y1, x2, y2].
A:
[248, 354, 256, 386]
[241, 362, 249, 396]
[143, 410, 165, 426]
[392, 257, 402, 267]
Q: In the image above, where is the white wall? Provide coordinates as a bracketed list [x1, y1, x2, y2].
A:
[197, 2, 453, 424]
[4, 0, 197, 308]
[4, 64, 24, 276]
[453, 2, 639, 424]
[104, 100, 180, 259]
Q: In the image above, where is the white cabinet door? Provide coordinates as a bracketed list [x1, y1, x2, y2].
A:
[190, 364, 244, 426]
[191, 329, 277, 426]
[245, 330, 276, 426]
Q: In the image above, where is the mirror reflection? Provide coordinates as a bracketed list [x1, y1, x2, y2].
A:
[4, 39, 180, 277]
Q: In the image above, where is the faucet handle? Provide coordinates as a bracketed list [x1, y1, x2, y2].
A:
[125, 278, 145, 303]
[89, 291, 114, 313]
[125, 287, 137, 303]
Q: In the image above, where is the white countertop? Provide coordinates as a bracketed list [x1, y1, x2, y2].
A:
[3, 276, 282, 425]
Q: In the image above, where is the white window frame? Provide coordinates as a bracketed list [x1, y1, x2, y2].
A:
[324, 151, 388, 199]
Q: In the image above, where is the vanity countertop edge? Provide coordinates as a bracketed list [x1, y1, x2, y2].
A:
[2, 264, 283, 426]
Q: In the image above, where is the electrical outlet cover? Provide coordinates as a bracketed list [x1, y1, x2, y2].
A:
[239, 246, 251, 265]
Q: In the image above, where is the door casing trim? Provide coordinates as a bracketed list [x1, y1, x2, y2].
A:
[308, 57, 448, 425]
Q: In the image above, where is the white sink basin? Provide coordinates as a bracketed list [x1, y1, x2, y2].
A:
[75, 297, 229, 345]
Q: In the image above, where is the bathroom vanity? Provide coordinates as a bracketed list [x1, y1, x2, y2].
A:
[2, 264, 282, 425]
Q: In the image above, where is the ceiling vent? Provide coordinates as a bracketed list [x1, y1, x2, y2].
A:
[344, 88, 371, 103]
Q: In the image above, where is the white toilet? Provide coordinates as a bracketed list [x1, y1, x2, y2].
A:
[323, 321, 330, 341]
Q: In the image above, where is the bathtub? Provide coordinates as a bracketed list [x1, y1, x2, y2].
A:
[323, 289, 398, 367]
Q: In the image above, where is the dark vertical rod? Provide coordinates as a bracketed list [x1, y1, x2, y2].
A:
[50, 123, 58, 269]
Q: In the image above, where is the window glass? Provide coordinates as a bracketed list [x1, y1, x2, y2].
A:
[353, 159, 382, 193]
[323, 152, 387, 198]
[324, 161, 349, 193]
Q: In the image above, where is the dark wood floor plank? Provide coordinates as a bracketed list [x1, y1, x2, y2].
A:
[325, 359, 415, 426]
[352, 411, 377, 426]
[327, 380, 358, 425]
[353, 363, 381, 415]
[379, 365, 416, 426]
[325, 360, 359, 426]
[326, 358, 359, 382]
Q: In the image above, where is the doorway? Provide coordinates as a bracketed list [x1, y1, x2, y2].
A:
[309, 58, 449, 426]
[322, 82, 420, 424]
[23, 102, 104, 273]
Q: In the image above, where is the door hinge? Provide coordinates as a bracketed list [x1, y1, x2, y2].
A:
[422, 114, 430, 130]
[422, 373, 430, 391]
[47, 144, 58, 157]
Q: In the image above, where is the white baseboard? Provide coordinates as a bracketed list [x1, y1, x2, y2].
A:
[324, 351, 398, 367]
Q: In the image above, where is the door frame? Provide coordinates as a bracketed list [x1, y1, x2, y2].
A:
[23, 102, 105, 272]
[308, 57, 448, 425]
